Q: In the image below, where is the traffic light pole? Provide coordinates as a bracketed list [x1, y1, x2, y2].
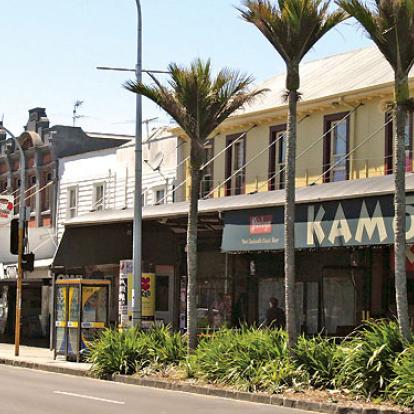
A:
[0, 123, 26, 356]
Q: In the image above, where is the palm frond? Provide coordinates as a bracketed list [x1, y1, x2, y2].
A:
[337, 0, 414, 75]
[239, 0, 347, 83]
[125, 59, 264, 145]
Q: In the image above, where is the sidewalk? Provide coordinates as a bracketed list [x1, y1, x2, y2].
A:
[0, 343, 91, 376]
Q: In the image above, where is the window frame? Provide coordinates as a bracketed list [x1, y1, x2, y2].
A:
[268, 124, 287, 191]
[153, 186, 166, 205]
[92, 182, 105, 211]
[41, 170, 52, 212]
[385, 111, 413, 175]
[225, 133, 246, 196]
[323, 112, 350, 183]
[67, 186, 78, 219]
[200, 139, 215, 198]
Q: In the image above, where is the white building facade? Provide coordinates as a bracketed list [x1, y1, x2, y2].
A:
[56, 127, 183, 240]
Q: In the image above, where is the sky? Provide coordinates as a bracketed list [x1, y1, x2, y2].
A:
[1, 1, 372, 137]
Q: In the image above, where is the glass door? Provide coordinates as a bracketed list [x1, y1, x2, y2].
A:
[67, 286, 80, 358]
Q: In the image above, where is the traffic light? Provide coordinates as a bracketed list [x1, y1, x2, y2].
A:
[22, 253, 35, 272]
[10, 218, 19, 255]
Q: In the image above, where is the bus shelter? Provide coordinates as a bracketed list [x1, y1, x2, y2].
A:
[53, 279, 111, 362]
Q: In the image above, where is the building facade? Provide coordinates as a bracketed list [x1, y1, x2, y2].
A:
[0, 108, 131, 344]
[54, 47, 414, 336]
[54, 127, 182, 327]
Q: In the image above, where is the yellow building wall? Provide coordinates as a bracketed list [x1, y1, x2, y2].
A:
[178, 90, 413, 201]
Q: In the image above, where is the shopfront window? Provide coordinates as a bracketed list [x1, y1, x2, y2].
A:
[323, 275, 355, 335]
[197, 278, 232, 330]
[258, 278, 303, 331]
[321, 267, 365, 336]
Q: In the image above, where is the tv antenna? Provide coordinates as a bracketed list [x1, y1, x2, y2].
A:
[72, 100, 85, 127]
[143, 117, 159, 139]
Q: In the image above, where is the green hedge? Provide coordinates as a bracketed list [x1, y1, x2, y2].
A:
[87, 321, 413, 408]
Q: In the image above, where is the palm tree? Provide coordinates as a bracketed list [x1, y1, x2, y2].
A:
[238, 0, 346, 347]
[337, 0, 414, 342]
[125, 59, 263, 352]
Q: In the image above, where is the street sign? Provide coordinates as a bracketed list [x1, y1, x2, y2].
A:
[0, 195, 14, 225]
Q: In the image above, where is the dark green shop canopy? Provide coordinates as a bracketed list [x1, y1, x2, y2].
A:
[53, 222, 132, 272]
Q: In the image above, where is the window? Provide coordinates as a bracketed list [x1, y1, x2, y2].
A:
[323, 112, 350, 183]
[92, 183, 105, 211]
[225, 134, 246, 196]
[67, 187, 78, 219]
[42, 171, 52, 212]
[200, 141, 214, 198]
[28, 175, 36, 211]
[0, 180, 7, 193]
[385, 111, 413, 175]
[155, 275, 169, 312]
[268, 125, 286, 190]
[154, 188, 165, 205]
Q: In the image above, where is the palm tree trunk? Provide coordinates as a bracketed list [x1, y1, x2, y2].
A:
[187, 147, 202, 353]
[394, 73, 411, 341]
[285, 85, 299, 348]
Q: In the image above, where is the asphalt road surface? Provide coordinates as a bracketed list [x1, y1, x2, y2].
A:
[0, 364, 314, 414]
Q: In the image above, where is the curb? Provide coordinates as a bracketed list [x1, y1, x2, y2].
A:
[0, 357, 90, 378]
[0, 357, 409, 414]
[112, 374, 408, 414]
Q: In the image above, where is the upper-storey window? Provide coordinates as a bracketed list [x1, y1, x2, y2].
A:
[225, 133, 246, 196]
[385, 111, 413, 175]
[0, 180, 7, 193]
[92, 182, 105, 211]
[200, 140, 214, 198]
[67, 187, 78, 219]
[41, 171, 52, 212]
[154, 188, 165, 205]
[323, 112, 350, 183]
[268, 125, 286, 191]
[28, 175, 36, 212]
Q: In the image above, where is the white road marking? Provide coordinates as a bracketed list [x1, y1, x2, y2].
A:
[53, 391, 125, 405]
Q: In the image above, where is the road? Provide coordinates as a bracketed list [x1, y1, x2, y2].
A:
[0, 364, 313, 414]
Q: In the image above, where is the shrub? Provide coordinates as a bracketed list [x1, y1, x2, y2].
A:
[88, 326, 186, 378]
[335, 320, 405, 398]
[188, 326, 299, 392]
[293, 335, 342, 389]
[387, 345, 414, 408]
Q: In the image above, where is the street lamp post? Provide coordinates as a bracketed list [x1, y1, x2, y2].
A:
[0, 123, 26, 356]
[132, 0, 143, 328]
[97, 2, 169, 328]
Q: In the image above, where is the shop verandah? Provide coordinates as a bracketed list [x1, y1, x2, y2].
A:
[52, 174, 414, 338]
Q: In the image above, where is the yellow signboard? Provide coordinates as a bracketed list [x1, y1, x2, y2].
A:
[142, 273, 155, 319]
[119, 261, 157, 326]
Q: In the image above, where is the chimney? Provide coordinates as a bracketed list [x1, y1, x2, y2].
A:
[26, 108, 50, 139]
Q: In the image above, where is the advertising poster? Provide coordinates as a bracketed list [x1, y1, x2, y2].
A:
[119, 261, 156, 325]
[142, 273, 155, 320]
[119, 260, 133, 327]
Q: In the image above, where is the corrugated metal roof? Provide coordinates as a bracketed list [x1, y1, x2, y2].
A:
[65, 174, 414, 227]
[237, 47, 414, 116]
